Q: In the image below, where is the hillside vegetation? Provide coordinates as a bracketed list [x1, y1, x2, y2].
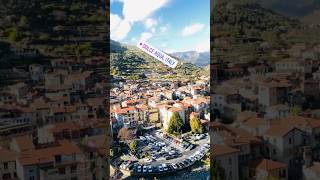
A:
[110, 40, 207, 80]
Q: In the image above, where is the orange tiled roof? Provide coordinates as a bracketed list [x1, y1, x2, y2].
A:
[168, 107, 183, 112]
[213, 144, 239, 157]
[19, 140, 81, 166]
[14, 135, 34, 151]
[251, 158, 287, 171]
[0, 147, 16, 162]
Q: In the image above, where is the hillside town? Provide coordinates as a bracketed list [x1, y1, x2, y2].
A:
[110, 76, 211, 179]
[211, 42, 320, 180]
[0, 50, 109, 180]
[0, 1, 108, 180]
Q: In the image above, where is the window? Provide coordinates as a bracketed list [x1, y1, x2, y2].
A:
[29, 176, 35, 180]
[71, 166, 77, 173]
[90, 152, 94, 159]
[273, 149, 277, 155]
[289, 138, 292, 144]
[72, 153, 76, 161]
[3, 162, 8, 169]
[58, 168, 66, 175]
[228, 157, 232, 165]
[55, 155, 61, 163]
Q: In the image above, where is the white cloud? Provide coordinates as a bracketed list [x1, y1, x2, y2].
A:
[110, 14, 131, 41]
[150, 27, 156, 33]
[160, 26, 168, 33]
[139, 32, 153, 42]
[111, 0, 169, 41]
[110, 14, 121, 32]
[123, 0, 169, 23]
[181, 23, 204, 37]
[144, 18, 158, 29]
[195, 39, 210, 52]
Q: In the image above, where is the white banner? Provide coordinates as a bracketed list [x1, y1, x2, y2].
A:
[137, 41, 178, 68]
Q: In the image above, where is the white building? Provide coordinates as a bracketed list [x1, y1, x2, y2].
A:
[213, 144, 240, 180]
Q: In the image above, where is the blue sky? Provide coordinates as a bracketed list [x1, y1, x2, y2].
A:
[110, 0, 210, 52]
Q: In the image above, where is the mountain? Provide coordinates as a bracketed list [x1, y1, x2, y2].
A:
[211, 0, 304, 64]
[223, 0, 320, 24]
[256, 0, 320, 18]
[110, 40, 206, 80]
[171, 51, 209, 67]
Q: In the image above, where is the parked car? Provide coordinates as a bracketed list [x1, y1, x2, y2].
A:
[172, 163, 178, 170]
[143, 166, 148, 173]
[162, 164, 168, 171]
[158, 165, 163, 172]
[148, 166, 153, 173]
[137, 165, 142, 172]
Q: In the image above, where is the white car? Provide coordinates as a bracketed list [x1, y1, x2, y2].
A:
[169, 150, 175, 155]
[172, 163, 178, 170]
[162, 164, 168, 171]
[143, 166, 148, 173]
[158, 165, 163, 172]
[137, 166, 142, 172]
[148, 166, 153, 172]
[145, 158, 153, 163]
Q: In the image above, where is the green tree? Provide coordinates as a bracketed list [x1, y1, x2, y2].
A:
[6, 27, 18, 43]
[18, 16, 28, 27]
[291, 105, 302, 116]
[129, 140, 138, 152]
[190, 117, 203, 134]
[167, 112, 184, 135]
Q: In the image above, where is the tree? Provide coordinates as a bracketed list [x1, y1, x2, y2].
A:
[167, 112, 184, 135]
[7, 28, 18, 43]
[190, 117, 203, 134]
[136, 125, 145, 136]
[129, 140, 138, 153]
[18, 16, 28, 28]
[291, 105, 302, 116]
[117, 128, 134, 142]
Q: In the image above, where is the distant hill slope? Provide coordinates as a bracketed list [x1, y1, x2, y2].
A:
[211, 0, 303, 63]
[171, 51, 209, 67]
[110, 40, 206, 80]
[257, 0, 320, 18]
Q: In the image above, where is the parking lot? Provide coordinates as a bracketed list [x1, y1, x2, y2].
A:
[117, 130, 210, 178]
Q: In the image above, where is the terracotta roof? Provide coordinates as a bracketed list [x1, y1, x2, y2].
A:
[136, 104, 148, 111]
[14, 135, 35, 151]
[0, 147, 16, 162]
[213, 144, 239, 157]
[212, 122, 262, 146]
[265, 125, 301, 137]
[19, 140, 81, 166]
[49, 122, 81, 133]
[115, 106, 137, 114]
[168, 107, 183, 112]
[251, 158, 287, 171]
[265, 116, 320, 137]
[242, 117, 269, 129]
